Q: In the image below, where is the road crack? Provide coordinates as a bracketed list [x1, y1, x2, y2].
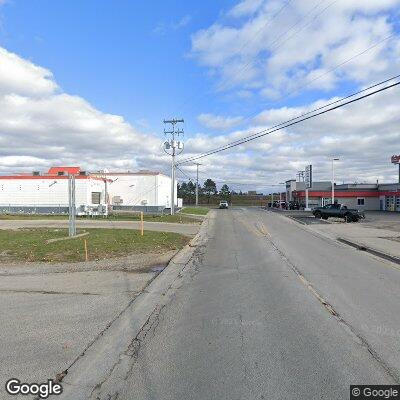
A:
[86, 236, 209, 400]
[266, 236, 400, 384]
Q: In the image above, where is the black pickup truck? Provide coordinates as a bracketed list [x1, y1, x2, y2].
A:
[312, 203, 365, 222]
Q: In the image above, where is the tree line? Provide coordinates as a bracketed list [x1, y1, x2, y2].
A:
[177, 179, 233, 204]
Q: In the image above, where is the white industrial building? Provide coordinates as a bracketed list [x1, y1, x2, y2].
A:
[0, 167, 176, 215]
[0, 167, 108, 215]
[100, 170, 177, 213]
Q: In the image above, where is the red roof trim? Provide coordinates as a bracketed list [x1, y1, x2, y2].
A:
[0, 176, 111, 182]
[295, 190, 400, 198]
[379, 191, 400, 196]
[295, 191, 380, 198]
[48, 166, 81, 174]
[102, 172, 161, 176]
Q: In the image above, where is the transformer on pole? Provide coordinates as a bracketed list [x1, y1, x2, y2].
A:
[163, 119, 184, 215]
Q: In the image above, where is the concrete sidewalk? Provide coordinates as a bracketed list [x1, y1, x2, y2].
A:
[0, 255, 166, 394]
[309, 222, 400, 260]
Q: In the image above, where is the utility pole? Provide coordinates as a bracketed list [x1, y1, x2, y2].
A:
[194, 163, 201, 206]
[163, 119, 184, 215]
[68, 174, 76, 237]
[331, 158, 339, 204]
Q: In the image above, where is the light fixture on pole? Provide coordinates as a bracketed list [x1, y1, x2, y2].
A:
[163, 119, 184, 215]
[331, 158, 339, 204]
[304, 165, 312, 211]
[278, 182, 285, 209]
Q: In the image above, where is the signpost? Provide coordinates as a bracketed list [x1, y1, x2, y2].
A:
[391, 155, 400, 183]
[304, 165, 312, 211]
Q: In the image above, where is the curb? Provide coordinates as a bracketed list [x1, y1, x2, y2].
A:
[51, 213, 213, 400]
[286, 215, 307, 225]
[337, 237, 400, 265]
[178, 212, 206, 219]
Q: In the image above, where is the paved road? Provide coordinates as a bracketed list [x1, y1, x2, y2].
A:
[112, 208, 400, 400]
[0, 269, 154, 392]
[0, 219, 199, 236]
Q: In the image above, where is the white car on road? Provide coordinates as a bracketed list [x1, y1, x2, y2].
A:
[219, 201, 229, 209]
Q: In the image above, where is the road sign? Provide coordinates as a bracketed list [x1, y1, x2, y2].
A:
[391, 155, 400, 164]
[305, 165, 312, 189]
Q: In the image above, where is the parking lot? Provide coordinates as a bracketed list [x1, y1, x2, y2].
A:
[362, 211, 400, 233]
[268, 208, 330, 225]
[269, 208, 400, 229]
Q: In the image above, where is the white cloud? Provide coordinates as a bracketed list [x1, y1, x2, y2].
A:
[182, 85, 400, 189]
[0, 48, 57, 96]
[228, 0, 264, 18]
[197, 113, 244, 130]
[1, 23, 399, 193]
[0, 47, 168, 175]
[182, 0, 400, 190]
[190, 0, 400, 97]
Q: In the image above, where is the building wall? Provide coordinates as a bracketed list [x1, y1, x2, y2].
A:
[0, 177, 106, 207]
[106, 173, 173, 207]
[157, 174, 178, 208]
[335, 196, 380, 211]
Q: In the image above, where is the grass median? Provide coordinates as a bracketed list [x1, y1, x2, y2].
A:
[0, 228, 190, 263]
[0, 213, 200, 224]
[180, 207, 210, 215]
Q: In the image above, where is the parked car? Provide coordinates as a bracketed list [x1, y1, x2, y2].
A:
[219, 201, 229, 209]
[288, 201, 300, 210]
[312, 203, 365, 222]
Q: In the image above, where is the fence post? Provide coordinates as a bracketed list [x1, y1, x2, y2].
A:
[84, 239, 89, 261]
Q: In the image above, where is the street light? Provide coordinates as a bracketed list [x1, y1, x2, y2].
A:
[331, 158, 339, 204]
[278, 182, 285, 208]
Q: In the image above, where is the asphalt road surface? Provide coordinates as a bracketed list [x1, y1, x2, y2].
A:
[60, 208, 400, 400]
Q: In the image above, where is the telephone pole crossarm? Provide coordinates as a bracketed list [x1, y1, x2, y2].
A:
[163, 118, 185, 215]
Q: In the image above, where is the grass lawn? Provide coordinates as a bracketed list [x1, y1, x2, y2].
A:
[0, 213, 200, 224]
[0, 228, 190, 263]
[180, 207, 210, 215]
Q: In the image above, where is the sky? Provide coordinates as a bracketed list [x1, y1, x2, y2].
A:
[0, 0, 399, 193]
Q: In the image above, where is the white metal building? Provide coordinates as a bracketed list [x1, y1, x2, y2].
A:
[100, 171, 176, 212]
[0, 167, 108, 215]
[0, 167, 176, 215]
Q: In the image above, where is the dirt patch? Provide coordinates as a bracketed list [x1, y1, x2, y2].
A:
[0, 250, 178, 276]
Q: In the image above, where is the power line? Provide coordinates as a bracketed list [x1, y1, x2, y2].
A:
[268, 0, 337, 53]
[211, 0, 392, 128]
[175, 166, 193, 181]
[214, 0, 335, 94]
[183, 0, 393, 132]
[178, 74, 400, 163]
[216, 0, 294, 92]
[177, 168, 284, 188]
[257, 33, 396, 111]
[174, 0, 325, 116]
[177, 76, 400, 165]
